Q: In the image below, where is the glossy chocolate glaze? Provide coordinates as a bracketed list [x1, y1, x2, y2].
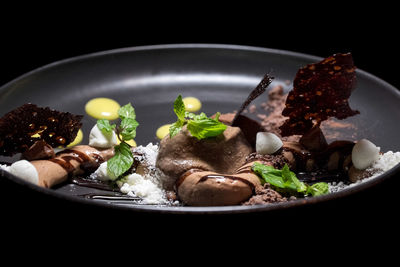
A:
[71, 177, 118, 191]
[80, 193, 141, 201]
[49, 149, 104, 178]
[197, 174, 256, 192]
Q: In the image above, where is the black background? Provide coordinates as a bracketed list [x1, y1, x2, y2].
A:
[1, 10, 399, 251]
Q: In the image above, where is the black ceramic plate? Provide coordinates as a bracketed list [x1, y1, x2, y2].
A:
[1, 44, 400, 214]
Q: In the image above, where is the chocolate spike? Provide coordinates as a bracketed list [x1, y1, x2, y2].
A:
[231, 73, 274, 126]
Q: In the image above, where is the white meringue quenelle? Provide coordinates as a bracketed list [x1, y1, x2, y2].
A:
[352, 139, 380, 170]
[8, 160, 39, 185]
[89, 124, 118, 148]
[256, 132, 283, 155]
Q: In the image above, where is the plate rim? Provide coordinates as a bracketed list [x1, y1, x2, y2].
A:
[1, 43, 400, 215]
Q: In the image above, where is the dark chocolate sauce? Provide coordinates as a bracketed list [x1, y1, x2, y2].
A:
[49, 149, 105, 179]
[56, 149, 91, 161]
[70, 177, 118, 191]
[49, 158, 75, 175]
[80, 193, 141, 201]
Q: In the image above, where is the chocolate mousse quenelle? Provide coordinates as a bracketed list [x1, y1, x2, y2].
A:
[1, 53, 400, 207]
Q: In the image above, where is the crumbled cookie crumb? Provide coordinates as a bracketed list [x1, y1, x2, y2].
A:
[242, 183, 292, 205]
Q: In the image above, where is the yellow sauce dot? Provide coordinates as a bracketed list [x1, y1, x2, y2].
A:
[156, 124, 171, 140]
[67, 129, 83, 147]
[85, 98, 121, 120]
[116, 134, 137, 147]
[183, 97, 202, 112]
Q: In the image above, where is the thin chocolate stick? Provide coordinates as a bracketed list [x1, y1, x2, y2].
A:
[231, 73, 274, 126]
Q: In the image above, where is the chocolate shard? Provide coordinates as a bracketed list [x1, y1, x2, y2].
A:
[214, 113, 262, 148]
[280, 53, 359, 136]
[299, 125, 328, 152]
[231, 73, 273, 126]
[22, 140, 55, 161]
[0, 103, 83, 156]
[230, 115, 262, 148]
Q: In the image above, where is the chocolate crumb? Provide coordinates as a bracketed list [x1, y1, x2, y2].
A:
[242, 183, 288, 205]
[249, 105, 257, 114]
[246, 152, 293, 169]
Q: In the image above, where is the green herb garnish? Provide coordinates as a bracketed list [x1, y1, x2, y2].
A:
[96, 103, 139, 180]
[252, 162, 329, 197]
[169, 95, 227, 139]
[97, 119, 116, 135]
[106, 142, 134, 180]
[306, 182, 330, 196]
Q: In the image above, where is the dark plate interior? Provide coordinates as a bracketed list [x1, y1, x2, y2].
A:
[1, 44, 400, 214]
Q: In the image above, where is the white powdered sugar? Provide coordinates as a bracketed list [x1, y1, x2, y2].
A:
[329, 151, 400, 193]
[328, 181, 348, 193]
[117, 173, 167, 205]
[369, 151, 400, 176]
[90, 142, 168, 205]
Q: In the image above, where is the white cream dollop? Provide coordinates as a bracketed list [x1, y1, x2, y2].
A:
[8, 160, 39, 185]
[352, 139, 380, 170]
[89, 124, 117, 148]
[90, 161, 114, 181]
[256, 132, 283, 155]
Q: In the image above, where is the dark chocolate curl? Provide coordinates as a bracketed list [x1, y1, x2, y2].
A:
[232, 73, 273, 126]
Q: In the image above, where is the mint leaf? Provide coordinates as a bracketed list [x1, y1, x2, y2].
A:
[252, 163, 330, 197]
[187, 119, 227, 139]
[184, 111, 196, 120]
[107, 142, 134, 180]
[118, 103, 136, 120]
[214, 112, 221, 122]
[306, 182, 329, 196]
[252, 163, 307, 195]
[120, 118, 139, 141]
[169, 95, 227, 139]
[282, 164, 307, 193]
[252, 162, 286, 187]
[169, 120, 184, 138]
[186, 114, 227, 139]
[174, 95, 186, 122]
[97, 119, 116, 134]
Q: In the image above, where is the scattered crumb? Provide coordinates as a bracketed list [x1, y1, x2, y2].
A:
[249, 104, 257, 114]
[329, 151, 400, 192]
[242, 183, 290, 205]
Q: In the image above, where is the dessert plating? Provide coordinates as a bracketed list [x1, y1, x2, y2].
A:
[1, 53, 400, 207]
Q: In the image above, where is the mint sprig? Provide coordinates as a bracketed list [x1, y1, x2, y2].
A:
[169, 95, 227, 139]
[252, 162, 329, 197]
[96, 103, 139, 180]
[106, 142, 134, 180]
[97, 119, 116, 135]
